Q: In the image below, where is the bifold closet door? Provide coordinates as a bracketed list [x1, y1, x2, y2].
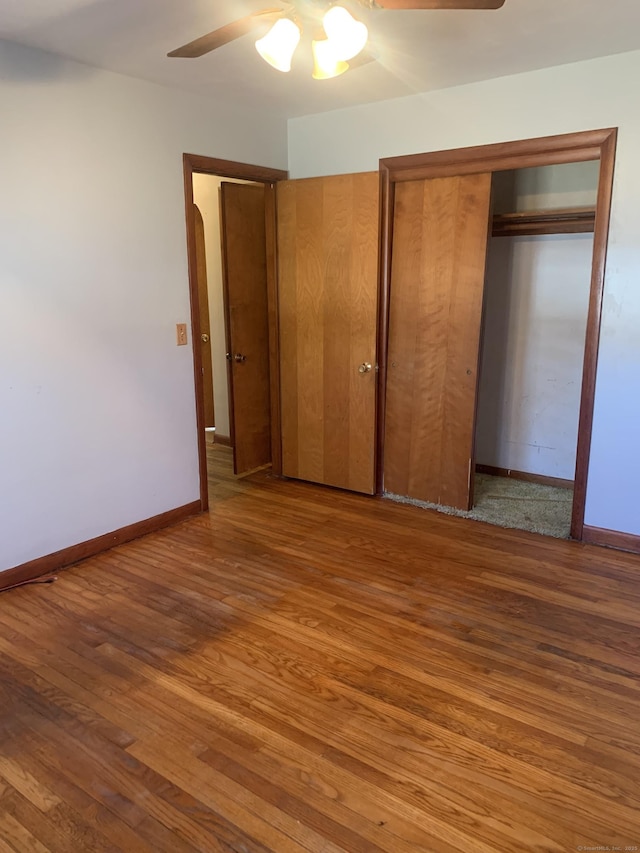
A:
[277, 173, 379, 494]
[384, 173, 492, 510]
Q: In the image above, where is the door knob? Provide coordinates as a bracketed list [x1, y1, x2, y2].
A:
[201, 333, 210, 343]
[233, 353, 247, 363]
[358, 362, 372, 374]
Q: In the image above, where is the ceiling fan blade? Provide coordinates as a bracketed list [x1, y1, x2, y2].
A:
[349, 51, 377, 70]
[168, 9, 283, 58]
[374, 0, 505, 9]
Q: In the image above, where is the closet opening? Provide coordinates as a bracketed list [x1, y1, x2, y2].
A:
[377, 128, 617, 543]
[473, 162, 600, 539]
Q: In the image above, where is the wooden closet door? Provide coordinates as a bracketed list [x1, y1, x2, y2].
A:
[384, 173, 492, 510]
[277, 173, 379, 494]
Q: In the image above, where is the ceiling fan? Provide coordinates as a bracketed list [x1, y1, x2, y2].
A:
[167, 0, 506, 80]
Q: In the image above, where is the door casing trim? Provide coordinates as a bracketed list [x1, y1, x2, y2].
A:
[183, 154, 288, 511]
[376, 128, 618, 541]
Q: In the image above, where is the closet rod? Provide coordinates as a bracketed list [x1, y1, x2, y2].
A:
[492, 206, 596, 237]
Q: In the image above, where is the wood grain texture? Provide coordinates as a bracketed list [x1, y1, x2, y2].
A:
[184, 155, 287, 185]
[378, 0, 504, 7]
[212, 433, 232, 447]
[475, 464, 573, 490]
[0, 502, 201, 592]
[0, 447, 639, 851]
[168, 11, 282, 58]
[583, 525, 640, 555]
[380, 128, 616, 182]
[194, 204, 215, 429]
[277, 173, 379, 494]
[387, 148, 602, 182]
[264, 183, 283, 477]
[375, 166, 393, 495]
[492, 206, 596, 237]
[571, 129, 618, 539]
[220, 183, 271, 477]
[385, 173, 492, 510]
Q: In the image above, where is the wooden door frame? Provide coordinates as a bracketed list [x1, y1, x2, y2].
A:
[376, 128, 618, 541]
[183, 154, 288, 511]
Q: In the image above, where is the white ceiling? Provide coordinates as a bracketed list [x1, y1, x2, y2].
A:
[2, 0, 640, 119]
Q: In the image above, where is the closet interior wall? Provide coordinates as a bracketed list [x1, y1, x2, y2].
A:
[475, 162, 600, 487]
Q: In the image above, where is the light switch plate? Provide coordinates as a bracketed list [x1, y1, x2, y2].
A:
[176, 323, 188, 346]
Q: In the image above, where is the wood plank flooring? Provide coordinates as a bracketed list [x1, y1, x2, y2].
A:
[1, 444, 640, 851]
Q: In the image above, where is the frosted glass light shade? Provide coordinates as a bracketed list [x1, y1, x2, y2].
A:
[322, 6, 368, 61]
[312, 39, 349, 80]
[255, 18, 301, 72]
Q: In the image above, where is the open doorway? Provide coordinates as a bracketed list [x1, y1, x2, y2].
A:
[183, 155, 288, 511]
[192, 176, 259, 450]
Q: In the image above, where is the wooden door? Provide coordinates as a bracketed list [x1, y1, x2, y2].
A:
[384, 172, 492, 510]
[220, 182, 271, 476]
[194, 205, 215, 429]
[277, 172, 379, 494]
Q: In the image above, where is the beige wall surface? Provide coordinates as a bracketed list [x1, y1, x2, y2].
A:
[0, 39, 287, 572]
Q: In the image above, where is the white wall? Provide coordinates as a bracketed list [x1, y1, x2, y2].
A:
[289, 49, 640, 536]
[492, 162, 600, 213]
[0, 39, 287, 572]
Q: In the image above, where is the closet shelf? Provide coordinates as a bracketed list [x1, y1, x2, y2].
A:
[492, 206, 596, 237]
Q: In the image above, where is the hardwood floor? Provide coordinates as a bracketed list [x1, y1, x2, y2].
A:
[1, 445, 640, 851]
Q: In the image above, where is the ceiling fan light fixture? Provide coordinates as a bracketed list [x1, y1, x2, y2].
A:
[322, 6, 368, 61]
[311, 38, 349, 80]
[255, 18, 301, 72]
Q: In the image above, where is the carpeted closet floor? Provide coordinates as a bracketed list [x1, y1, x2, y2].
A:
[387, 474, 573, 539]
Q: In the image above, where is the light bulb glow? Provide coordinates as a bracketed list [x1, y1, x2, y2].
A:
[255, 18, 301, 72]
[312, 39, 349, 80]
[322, 6, 368, 61]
